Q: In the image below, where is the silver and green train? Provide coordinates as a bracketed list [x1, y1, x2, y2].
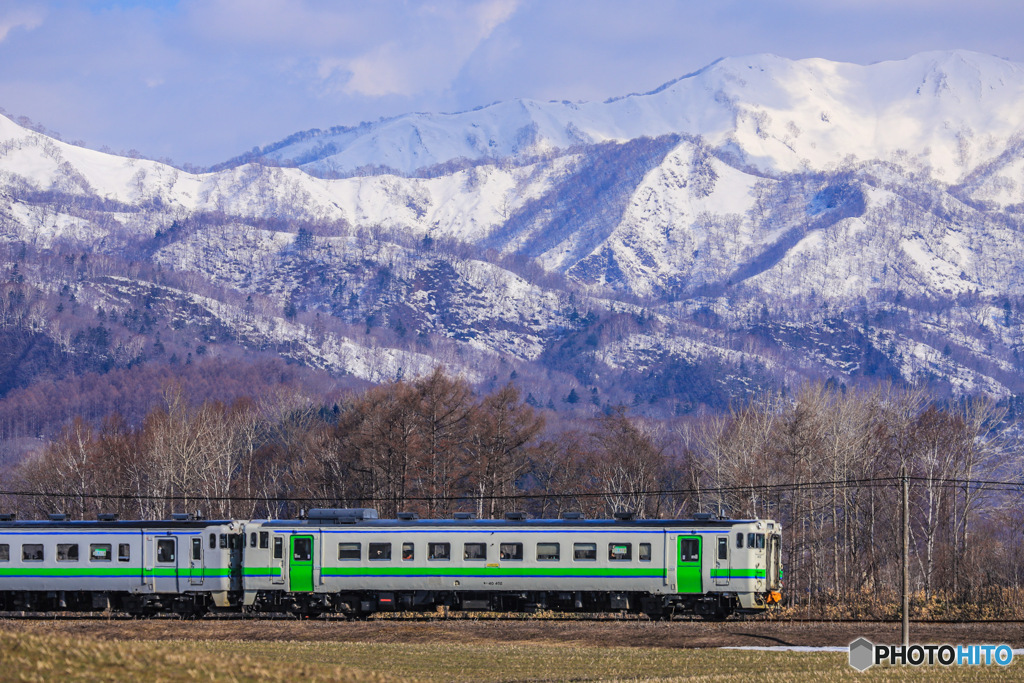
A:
[0, 510, 782, 619]
[0, 514, 243, 616]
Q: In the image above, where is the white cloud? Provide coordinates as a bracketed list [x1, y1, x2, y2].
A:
[330, 0, 520, 98]
[0, 7, 44, 43]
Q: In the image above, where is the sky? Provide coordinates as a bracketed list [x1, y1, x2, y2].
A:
[1, 0, 1023, 168]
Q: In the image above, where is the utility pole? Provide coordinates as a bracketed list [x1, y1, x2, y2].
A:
[901, 465, 910, 646]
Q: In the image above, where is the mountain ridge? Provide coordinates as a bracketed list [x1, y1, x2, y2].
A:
[216, 50, 1024, 183]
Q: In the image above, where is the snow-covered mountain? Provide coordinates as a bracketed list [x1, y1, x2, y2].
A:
[1, 50, 1023, 425]
[233, 51, 1024, 184]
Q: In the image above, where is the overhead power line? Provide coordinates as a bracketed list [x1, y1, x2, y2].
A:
[0, 474, 1018, 508]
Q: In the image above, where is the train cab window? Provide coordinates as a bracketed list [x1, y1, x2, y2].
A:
[428, 542, 450, 560]
[209, 533, 216, 549]
[608, 543, 632, 561]
[192, 538, 202, 561]
[118, 543, 131, 562]
[338, 542, 361, 560]
[718, 537, 728, 560]
[747, 533, 765, 549]
[22, 544, 43, 562]
[639, 543, 652, 562]
[369, 543, 391, 561]
[250, 532, 257, 548]
[90, 543, 112, 562]
[736, 533, 743, 549]
[219, 534, 228, 549]
[573, 543, 597, 561]
[402, 543, 414, 561]
[463, 543, 487, 560]
[500, 543, 523, 560]
[293, 537, 312, 562]
[537, 543, 560, 561]
[57, 543, 79, 562]
[157, 539, 175, 563]
[259, 532, 269, 549]
[273, 537, 283, 559]
[0, 544, 8, 562]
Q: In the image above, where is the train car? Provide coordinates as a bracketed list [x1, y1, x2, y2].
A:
[241, 510, 782, 619]
[0, 513, 244, 616]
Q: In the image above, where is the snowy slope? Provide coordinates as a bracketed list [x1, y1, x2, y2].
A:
[249, 51, 1024, 182]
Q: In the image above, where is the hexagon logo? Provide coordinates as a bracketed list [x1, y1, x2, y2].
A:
[849, 637, 875, 671]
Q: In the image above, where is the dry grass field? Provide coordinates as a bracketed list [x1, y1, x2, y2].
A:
[2, 618, 1023, 681]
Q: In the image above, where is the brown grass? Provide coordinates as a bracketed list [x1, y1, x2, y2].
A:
[778, 588, 1024, 622]
[2, 621, 1024, 681]
[0, 630, 409, 682]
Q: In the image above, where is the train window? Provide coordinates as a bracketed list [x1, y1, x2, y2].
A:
[273, 537, 283, 559]
[90, 543, 112, 562]
[192, 538, 202, 561]
[608, 543, 632, 561]
[250, 532, 257, 548]
[680, 538, 699, 562]
[369, 543, 391, 561]
[230, 535, 242, 550]
[209, 533, 216, 549]
[293, 537, 312, 562]
[219, 534, 228, 549]
[428, 542, 450, 560]
[756, 533, 765, 549]
[57, 543, 79, 562]
[463, 543, 487, 560]
[118, 544, 130, 562]
[259, 532, 269, 549]
[338, 542, 361, 560]
[157, 539, 175, 563]
[639, 543, 652, 562]
[718, 538, 728, 560]
[22, 544, 43, 562]
[736, 533, 743, 549]
[499, 543, 523, 561]
[0, 544, 8, 562]
[537, 543, 560, 561]
[402, 542, 415, 560]
[747, 533, 765, 549]
[573, 543, 597, 561]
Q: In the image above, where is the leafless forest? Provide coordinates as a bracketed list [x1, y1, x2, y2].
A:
[2, 369, 1021, 617]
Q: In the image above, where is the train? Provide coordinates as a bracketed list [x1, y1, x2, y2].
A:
[0, 509, 782, 619]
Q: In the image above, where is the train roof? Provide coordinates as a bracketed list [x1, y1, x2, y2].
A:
[0, 509, 777, 529]
[256, 516, 772, 529]
[0, 519, 234, 530]
[0, 520, 777, 530]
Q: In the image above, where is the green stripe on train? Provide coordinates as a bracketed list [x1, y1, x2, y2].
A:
[0, 567, 232, 577]
[709, 568, 766, 578]
[319, 567, 666, 578]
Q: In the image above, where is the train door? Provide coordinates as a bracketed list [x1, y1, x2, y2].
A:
[677, 535, 702, 594]
[151, 535, 179, 593]
[189, 536, 204, 585]
[289, 535, 314, 592]
[768, 533, 782, 591]
[714, 536, 730, 586]
[271, 535, 286, 585]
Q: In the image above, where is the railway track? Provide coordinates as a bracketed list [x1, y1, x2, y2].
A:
[3, 610, 1023, 625]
